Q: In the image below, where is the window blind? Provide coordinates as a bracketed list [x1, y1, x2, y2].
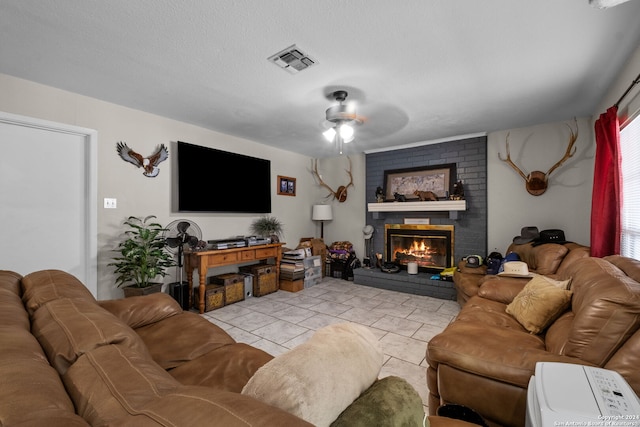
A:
[620, 114, 640, 258]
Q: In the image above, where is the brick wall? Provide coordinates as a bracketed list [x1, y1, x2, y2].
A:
[365, 136, 488, 264]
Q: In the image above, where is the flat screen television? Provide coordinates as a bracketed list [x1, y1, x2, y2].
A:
[176, 141, 271, 213]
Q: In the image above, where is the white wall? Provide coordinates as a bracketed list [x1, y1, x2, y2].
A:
[311, 154, 367, 260]
[487, 42, 640, 254]
[0, 73, 322, 299]
[487, 117, 594, 253]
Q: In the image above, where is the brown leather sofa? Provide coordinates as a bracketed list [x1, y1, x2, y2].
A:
[454, 242, 590, 306]
[1, 269, 312, 426]
[427, 254, 640, 427]
[1, 268, 478, 427]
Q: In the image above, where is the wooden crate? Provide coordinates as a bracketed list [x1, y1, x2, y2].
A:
[279, 278, 303, 293]
[193, 284, 224, 312]
[209, 273, 245, 304]
[224, 280, 245, 304]
[241, 263, 277, 297]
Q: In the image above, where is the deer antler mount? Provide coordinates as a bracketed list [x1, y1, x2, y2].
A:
[498, 119, 578, 196]
[312, 157, 354, 202]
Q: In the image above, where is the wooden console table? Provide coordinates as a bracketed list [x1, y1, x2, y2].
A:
[184, 243, 284, 314]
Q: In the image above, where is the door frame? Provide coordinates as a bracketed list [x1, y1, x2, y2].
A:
[0, 111, 98, 295]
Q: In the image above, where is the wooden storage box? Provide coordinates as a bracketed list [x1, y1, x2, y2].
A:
[209, 273, 245, 304]
[193, 284, 225, 312]
[240, 263, 277, 297]
[280, 278, 304, 293]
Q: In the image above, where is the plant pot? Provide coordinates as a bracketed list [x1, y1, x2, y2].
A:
[122, 282, 163, 298]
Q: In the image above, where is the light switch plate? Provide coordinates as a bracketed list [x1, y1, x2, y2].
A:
[104, 198, 117, 209]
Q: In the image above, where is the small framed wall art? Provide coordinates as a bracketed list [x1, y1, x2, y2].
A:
[277, 175, 296, 196]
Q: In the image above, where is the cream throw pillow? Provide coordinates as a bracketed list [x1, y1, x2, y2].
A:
[241, 322, 383, 427]
[506, 275, 572, 334]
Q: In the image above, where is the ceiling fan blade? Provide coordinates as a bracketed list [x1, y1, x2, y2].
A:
[354, 113, 367, 124]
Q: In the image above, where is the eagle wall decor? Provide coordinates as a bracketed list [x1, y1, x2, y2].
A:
[116, 142, 169, 177]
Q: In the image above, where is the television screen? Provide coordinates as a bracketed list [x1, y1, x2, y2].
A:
[176, 141, 271, 213]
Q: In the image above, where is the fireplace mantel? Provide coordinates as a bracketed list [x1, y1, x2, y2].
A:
[367, 200, 466, 219]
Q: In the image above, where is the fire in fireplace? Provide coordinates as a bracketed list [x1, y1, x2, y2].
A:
[385, 224, 454, 272]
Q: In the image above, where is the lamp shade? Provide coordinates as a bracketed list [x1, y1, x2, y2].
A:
[312, 204, 333, 221]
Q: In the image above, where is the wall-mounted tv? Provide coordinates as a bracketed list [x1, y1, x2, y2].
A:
[176, 141, 271, 213]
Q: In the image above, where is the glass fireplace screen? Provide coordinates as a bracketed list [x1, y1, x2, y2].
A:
[385, 224, 454, 272]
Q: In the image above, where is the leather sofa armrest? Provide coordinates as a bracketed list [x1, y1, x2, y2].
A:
[99, 293, 183, 329]
[476, 276, 530, 304]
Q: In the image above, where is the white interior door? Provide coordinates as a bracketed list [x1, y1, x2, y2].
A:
[0, 111, 97, 295]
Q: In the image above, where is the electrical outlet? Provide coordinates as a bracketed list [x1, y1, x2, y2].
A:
[104, 198, 117, 209]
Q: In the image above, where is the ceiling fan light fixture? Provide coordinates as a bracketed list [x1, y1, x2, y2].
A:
[323, 127, 336, 142]
[339, 123, 354, 142]
[326, 103, 356, 121]
[321, 90, 360, 153]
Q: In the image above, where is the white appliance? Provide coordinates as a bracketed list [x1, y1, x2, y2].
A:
[526, 362, 640, 427]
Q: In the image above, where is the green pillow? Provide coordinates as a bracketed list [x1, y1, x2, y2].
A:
[331, 376, 425, 427]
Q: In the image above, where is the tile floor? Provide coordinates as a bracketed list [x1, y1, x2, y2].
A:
[200, 276, 460, 412]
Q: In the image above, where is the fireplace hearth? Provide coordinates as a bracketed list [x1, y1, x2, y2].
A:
[385, 224, 454, 273]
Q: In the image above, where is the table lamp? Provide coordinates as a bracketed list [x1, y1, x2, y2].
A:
[312, 204, 333, 239]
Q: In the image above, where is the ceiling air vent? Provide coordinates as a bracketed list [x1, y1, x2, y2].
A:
[268, 45, 317, 74]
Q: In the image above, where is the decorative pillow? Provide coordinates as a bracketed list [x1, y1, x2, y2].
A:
[241, 322, 383, 427]
[330, 376, 424, 427]
[506, 275, 572, 334]
[543, 276, 572, 290]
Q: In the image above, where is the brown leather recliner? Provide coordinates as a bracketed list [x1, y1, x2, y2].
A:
[454, 242, 590, 306]
[428, 255, 640, 427]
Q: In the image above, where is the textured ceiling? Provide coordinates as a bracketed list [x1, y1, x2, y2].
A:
[1, 0, 640, 158]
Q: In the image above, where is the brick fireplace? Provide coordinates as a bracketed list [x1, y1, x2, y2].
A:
[353, 134, 487, 300]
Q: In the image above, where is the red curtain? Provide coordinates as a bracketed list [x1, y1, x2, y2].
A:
[590, 106, 622, 257]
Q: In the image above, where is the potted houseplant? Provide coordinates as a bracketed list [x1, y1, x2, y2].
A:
[109, 215, 176, 297]
[250, 216, 284, 243]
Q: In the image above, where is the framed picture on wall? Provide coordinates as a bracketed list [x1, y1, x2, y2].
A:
[383, 163, 456, 201]
[277, 175, 296, 196]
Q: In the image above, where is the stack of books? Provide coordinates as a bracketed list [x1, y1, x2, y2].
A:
[280, 248, 306, 281]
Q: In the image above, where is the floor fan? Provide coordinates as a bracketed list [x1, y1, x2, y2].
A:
[164, 220, 203, 309]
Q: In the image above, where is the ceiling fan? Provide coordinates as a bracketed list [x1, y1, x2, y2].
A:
[322, 90, 366, 154]
[589, 0, 635, 7]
